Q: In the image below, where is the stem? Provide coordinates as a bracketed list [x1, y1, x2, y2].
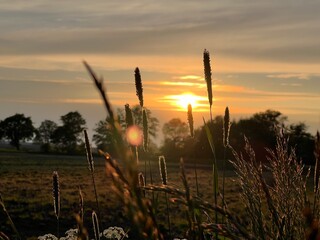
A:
[149, 158, 155, 204]
[57, 217, 60, 238]
[222, 146, 226, 208]
[91, 172, 101, 228]
[194, 160, 199, 196]
[145, 158, 147, 186]
[165, 192, 171, 238]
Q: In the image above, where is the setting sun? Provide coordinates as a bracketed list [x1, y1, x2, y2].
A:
[162, 93, 208, 111]
[176, 93, 198, 109]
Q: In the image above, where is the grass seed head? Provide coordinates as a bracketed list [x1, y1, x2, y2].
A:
[135, 67, 143, 108]
[52, 171, 60, 219]
[159, 156, 168, 185]
[203, 49, 213, 108]
[84, 130, 94, 173]
[125, 104, 134, 127]
[187, 104, 194, 137]
[223, 106, 231, 147]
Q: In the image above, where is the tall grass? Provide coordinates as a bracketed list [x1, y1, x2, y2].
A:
[84, 129, 101, 226]
[2, 53, 319, 240]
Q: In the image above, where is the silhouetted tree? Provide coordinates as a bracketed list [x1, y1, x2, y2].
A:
[117, 105, 159, 138]
[0, 114, 35, 150]
[288, 122, 315, 164]
[92, 118, 117, 155]
[35, 120, 58, 153]
[52, 111, 86, 154]
[161, 118, 189, 160]
[94, 105, 159, 157]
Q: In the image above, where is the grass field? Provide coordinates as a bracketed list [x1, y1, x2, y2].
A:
[0, 150, 243, 239]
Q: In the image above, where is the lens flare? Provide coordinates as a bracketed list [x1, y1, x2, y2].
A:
[126, 125, 143, 146]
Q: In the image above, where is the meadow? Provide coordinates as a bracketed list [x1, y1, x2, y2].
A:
[0, 150, 243, 239]
[1, 51, 319, 240]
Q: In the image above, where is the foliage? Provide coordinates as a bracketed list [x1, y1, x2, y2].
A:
[117, 105, 159, 139]
[51, 111, 86, 154]
[0, 113, 35, 150]
[35, 120, 58, 153]
[92, 118, 118, 155]
[161, 118, 189, 160]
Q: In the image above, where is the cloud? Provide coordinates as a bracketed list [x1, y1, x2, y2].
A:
[267, 73, 315, 80]
[1, 0, 319, 66]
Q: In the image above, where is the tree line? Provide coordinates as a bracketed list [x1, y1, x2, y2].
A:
[0, 107, 317, 164]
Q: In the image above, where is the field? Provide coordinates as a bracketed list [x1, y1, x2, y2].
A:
[0, 150, 243, 239]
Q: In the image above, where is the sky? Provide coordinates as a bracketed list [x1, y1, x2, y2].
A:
[0, 0, 320, 144]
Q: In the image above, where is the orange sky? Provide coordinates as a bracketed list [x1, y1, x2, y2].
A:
[0, 1, 319, 143]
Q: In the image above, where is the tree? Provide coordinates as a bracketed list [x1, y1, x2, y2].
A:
[288, 122, 315, 164]
[162, 118, 188, 141]
[161, 118, 189, 160]
[0, 114, 35, 150]
[92, 118, 117, 155]
[51, 111, 86, 154]
[35, 120, 58, 153]
[36, 120, 58, 144]
[117, 105, 159, 138]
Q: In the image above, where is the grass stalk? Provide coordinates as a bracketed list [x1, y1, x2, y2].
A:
[84, 130, 101, 226]
[187, 103, 199, 196]
[222, 106, 231, 225]
[92, 211, 100, 240]
[52, 171, 60, 238]
[159, 156, 171, 237]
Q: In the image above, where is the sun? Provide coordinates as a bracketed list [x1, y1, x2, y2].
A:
[173, 93, 200, 110]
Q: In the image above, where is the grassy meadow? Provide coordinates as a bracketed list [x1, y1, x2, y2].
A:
[0, 150, 244, 239]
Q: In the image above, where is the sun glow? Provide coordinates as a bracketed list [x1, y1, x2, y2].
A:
[163, 93, 207, 111]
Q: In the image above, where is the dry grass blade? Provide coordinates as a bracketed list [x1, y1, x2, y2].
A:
[134, 67, 143, 108]
[75, 214, 88, 240]
[83, 61, 114, 119]
[0, 194, 21, 240]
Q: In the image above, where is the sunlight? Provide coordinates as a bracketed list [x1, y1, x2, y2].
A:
[164, 92, 207, 111]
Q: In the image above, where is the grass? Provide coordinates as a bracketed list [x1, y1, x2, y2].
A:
[1, 51, 319, 239]
[0, 151, 243, 239]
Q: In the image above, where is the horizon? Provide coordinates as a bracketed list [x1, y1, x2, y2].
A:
[1, 0, 320, 143]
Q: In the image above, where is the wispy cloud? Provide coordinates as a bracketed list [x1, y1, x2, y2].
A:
[267, 73, 311, 80]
